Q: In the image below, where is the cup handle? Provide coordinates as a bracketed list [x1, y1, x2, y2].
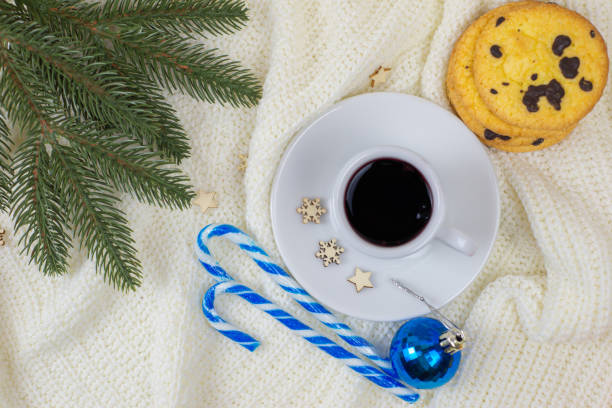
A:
[436, 227, 477, 256]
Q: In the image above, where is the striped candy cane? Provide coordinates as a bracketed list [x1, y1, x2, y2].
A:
[196, 223, 419, 403]
[197, 224, 394, 374]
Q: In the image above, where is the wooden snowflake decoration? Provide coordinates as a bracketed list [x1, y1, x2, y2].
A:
[315, 239, 344, 267]
[297, 198, 327, 224]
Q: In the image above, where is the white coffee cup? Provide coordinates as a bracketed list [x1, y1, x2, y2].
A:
[330, 146, 477, 259]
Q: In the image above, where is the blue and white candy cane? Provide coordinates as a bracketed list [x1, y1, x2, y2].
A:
[196, 224, 419, 403]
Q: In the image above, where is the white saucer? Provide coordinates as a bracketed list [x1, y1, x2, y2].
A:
[270, 93, 499, 321]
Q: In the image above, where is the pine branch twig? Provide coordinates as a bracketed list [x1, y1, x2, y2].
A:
[0, 112, 13, 211]
[28, 0, 262, 107]
[1, 14, 191, 161]
[52, 144, 142, 290]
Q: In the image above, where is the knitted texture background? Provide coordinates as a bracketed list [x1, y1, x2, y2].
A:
[0, 0, 611, 407]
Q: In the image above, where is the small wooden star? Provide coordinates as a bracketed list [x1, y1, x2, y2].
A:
[296, 198, 327, 224]
[369, 66, 391, 87]
[238, 153, 248, 172]
[193, 191, 218, 214]
[348, 267, 374, 292]
[315, 239, 344, 267]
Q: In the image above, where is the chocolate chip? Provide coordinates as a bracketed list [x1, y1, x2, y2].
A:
[522, 79, 565, 112]
[590, 30, 595, 38]
[490, 45, 502, 58]
[520, 90, 524, 93]
[496, 17, 505, 27]
[532, 138, 544, 146]
[579, 77, 593, 91]
[545, 79, 565, 110]
[490, 88, 498, 94]
[552, 35, 571, 56]
[559, 57, 580, 78]
[523, 84, 547, 112]
[502, 82, 509, 86]
[465, 65, 469, 69]
[531, 73, 538, 81]
[484, 129, 511, 141]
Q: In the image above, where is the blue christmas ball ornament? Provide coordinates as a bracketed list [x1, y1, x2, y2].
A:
[389, 317, 461, 389]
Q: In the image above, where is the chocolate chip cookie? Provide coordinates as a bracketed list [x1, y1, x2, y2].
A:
[447, 1, 572, 151]
[472, 2, 608, 131]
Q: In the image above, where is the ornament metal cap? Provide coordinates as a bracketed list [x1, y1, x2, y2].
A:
[391, 278, 466, 355]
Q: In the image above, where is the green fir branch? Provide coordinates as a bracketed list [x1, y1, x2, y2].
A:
[0, 51, 72, 274]
[0, 48, 45, 133]
[97, 0, 249, 37]
[1, 15, 190, 161]
[109, 31, 262, 107]
[0, 0, 260, 290]
[98, 61, 192, 163]
[34, 0, 248, 37]
[46, 116, 195, 209]
[0, 18, 151, 286]
[11, 137, 72, 275]
[0, 53, 141, 288]
[26, 0, 261, 107]
[51, 144, 142, 290]
[1, 47, 192, 287]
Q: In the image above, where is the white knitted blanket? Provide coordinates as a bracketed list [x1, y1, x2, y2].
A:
[0, 0, 610, 406]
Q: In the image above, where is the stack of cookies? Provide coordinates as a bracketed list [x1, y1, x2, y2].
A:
[446, 1, 608, 152]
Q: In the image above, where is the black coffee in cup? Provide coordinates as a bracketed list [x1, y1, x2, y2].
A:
[344, 158, 432, 247]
